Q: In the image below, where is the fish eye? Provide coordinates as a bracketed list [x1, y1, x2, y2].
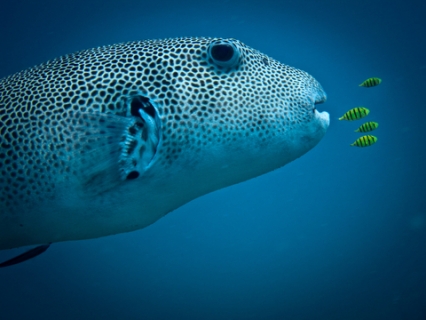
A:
[208, 40, 240, 67]
[211, 44, 234, 62]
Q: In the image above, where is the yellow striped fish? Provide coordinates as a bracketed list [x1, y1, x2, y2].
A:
[339, 107, 370, 121]
[355, 121, 379, 132]
[351, 135, 378, 147]
[359, 77, 382, 87]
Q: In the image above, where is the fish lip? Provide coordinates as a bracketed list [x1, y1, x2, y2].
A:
[311, 88, 327, 117]
[314, 96, 326, 105]
[312, 88, 329, 127]
[314, 90, 327, 105]
[317, 110, 330, 127]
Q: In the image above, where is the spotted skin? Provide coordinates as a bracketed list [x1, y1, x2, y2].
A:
[0, 37, 329, 249]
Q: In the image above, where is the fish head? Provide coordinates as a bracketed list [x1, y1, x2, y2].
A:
[140, 38, 330, 188]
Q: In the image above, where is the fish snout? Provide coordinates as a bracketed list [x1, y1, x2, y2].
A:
[314, 89, 327, 105]
[316, 110, 330, 129]
[311, 83, 330, 129]
[306, 75, 327, 116]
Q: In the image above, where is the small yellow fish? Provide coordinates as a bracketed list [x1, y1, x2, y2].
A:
[351, 135, 378, 147]
[339, 107, 370, 121]
[359, 77, 382, 87]
[355, 121, 379, 133]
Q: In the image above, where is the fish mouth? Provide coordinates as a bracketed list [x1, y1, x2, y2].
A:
[311, 89, 327, 114]
[315, 94, 326, 105]
[313, 96, 326, 113]
[312, 88, 329, 127]
[314, 86, 327, 105]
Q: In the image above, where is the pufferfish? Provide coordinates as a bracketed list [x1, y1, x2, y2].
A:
[0, 37, 329, 263]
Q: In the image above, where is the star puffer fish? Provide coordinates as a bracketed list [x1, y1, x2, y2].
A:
[0, 37, 329, 250]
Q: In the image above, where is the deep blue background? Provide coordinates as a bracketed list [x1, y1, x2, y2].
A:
[1, 0, 425, 319]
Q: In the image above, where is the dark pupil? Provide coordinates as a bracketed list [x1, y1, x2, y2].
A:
[211, 44, 234, 62]
[126, 171, 139, 180]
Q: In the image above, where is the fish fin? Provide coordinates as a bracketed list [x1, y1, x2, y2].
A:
[60, 111, 160, 196]
[338, 117, 344, 120]
[60, 112, 131, 195]
[0, 244, 51, 268]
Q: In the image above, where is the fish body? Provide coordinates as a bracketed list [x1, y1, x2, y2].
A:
[359, 77, 382, 87]
[355, 121, 379, 132]
[351, 135, 377, 147]
[0, 37, 329, 249]
[339, 107, 370, 121]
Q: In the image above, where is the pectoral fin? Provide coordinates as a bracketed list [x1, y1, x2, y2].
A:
[0, 244, 51, 268]
[62, 107, 160, 196]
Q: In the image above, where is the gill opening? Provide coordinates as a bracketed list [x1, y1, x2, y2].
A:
[123, 96, 161, 180]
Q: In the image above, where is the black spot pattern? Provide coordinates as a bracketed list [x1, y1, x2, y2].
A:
[0, 37, 322, 211]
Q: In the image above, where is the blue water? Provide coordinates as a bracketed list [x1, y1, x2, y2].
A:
[1, 0, 425, 319]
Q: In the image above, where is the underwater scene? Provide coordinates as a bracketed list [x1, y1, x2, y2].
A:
[0, 0, 425, 319]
